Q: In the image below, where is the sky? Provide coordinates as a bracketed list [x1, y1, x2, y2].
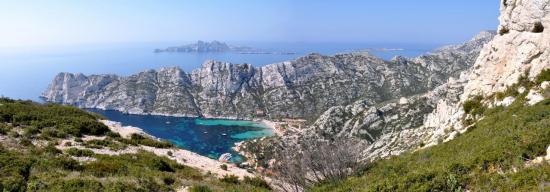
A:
[0, 0, 500, 48]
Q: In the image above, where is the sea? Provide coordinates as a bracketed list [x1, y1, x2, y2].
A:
[0, 41, 439, 161]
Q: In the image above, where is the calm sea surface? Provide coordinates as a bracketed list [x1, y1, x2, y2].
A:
[0, 42, 437, 161]
[88, 109, 272, 163]
[0, 42, 437, 100]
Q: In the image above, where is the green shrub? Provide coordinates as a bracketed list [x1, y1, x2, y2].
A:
[463, 95, 485, 115]
[162, 176, 175, 185]
[83, 139, 126, 150]
[220, 164, 228, 171]
[50, 178, 104, 191]
[44, 143, 61, 155]
[0, 124, 9, 134]
[120, 133, 173, 148]
[243, 176, 271, 190]
[220, 174, 240, 184]
[106, 131, 121, 138]
[0, 100, 109, 137]
[65, 148, 95, 157]
[535, 68, 550, 84]
[189, 185, 212, 192]
[85, 160, 128, 177]
[19, 138, 33, 146]
[151, 158, 175, 172]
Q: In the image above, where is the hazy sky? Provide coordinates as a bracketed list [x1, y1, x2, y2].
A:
[0, 0, 500, 48]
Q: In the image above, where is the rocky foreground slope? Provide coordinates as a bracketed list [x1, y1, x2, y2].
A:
[42, 31, 494, 123]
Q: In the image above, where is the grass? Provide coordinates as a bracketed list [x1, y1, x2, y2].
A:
[311, 98, 550, 192]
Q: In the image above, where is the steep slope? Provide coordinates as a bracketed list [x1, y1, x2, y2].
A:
[312, 97, 550, 191]
[299, 0, 549, 163]
[42, 32, 494, 122]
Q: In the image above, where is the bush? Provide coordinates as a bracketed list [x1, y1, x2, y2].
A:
[85, 160, 128, 177]
[535, 68, 550, 84]
[220, 164, 228, 171]
[44, 143, 61, 155]
[220, 174, 240, 184]
[151, 158, 175, 172]
[0, 100, 109, 137]
[0, 124, 9, 135]
[19, 138, 33, 146]
[106, 131, 121, 138]
[243, 176, 271, 190]
[121, 133, 173, 148]
[162, 176, 175, 185]
[83, 139, 126, 151]
[65, 148, 95, 157]
[50, 178, 104, 191]
[189, 185, 212, 192]
[463, 95, 485, 115]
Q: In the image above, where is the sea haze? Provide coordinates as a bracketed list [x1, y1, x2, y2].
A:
[0, 41, 437, 100]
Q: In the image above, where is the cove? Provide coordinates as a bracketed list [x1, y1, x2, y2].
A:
[87, 109, 274, 163]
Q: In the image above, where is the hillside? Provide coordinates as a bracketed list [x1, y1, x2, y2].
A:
[0, 98, 270, 192]
[312, 70, 550, 191]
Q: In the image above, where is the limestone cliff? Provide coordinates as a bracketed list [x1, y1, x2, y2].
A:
[42, 32, 493, 121]
[299, 0, 549, 160]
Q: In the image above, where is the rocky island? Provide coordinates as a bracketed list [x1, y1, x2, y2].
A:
[153, 40, 293, 54]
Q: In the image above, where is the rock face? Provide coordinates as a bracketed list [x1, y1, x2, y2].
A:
[463, 0, 550, 97]
[154, 40, 258, 53]
[43, 32, 494, 122]
[298, 0, 550, 160]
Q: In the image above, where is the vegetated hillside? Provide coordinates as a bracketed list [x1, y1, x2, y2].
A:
[0, 98, 270, 192]
[311, 73, 550, 191]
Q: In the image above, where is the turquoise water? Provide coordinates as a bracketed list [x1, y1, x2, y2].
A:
[88, 109, 273, 163]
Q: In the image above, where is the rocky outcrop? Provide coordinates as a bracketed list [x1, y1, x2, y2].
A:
[463, 0, 549, 97]
[299, 0, 549, 161]
[43, 32, 494, 122]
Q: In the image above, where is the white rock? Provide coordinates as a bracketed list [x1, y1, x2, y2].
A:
[399, 97, 408, 105]
[495, 96, 516, 107]
[526, 89, 545, 105]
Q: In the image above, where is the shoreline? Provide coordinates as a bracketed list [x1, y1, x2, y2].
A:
[91, 107, 282, 136]
[97, 120, 256, 178]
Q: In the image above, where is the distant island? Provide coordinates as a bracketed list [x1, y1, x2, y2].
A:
[154, 40, 295, 55]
